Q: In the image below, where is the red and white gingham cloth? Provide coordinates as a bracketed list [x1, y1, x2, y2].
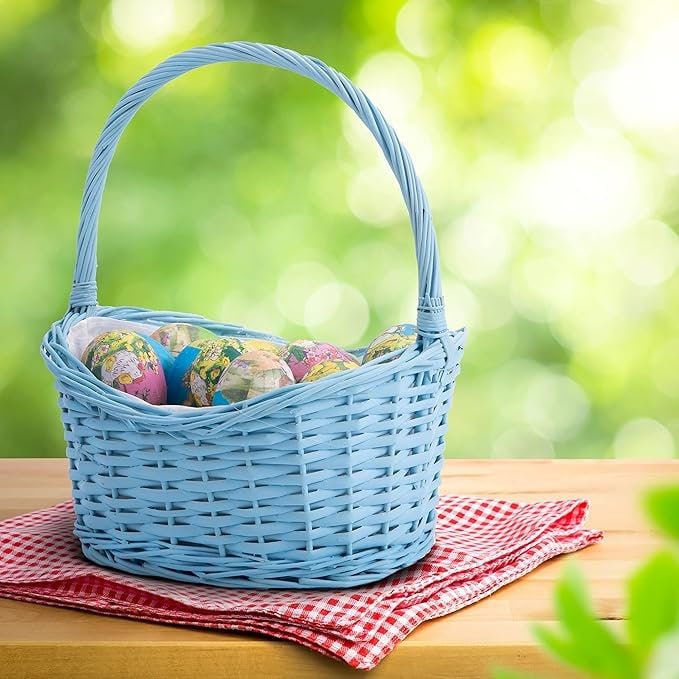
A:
[0, 496, 601, 670]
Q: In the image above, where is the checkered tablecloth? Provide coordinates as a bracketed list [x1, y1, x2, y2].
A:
[0, 496, 601, 669]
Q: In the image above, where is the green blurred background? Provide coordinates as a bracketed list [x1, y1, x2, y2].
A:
[1, 0, 677, 459]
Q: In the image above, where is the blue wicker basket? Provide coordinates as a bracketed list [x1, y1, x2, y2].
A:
[41, 42, 465, 589]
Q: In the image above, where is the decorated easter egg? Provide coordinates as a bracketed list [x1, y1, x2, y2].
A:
[240, 337, 285, 355]
[212, 350, 294, 405]
[141, 334, 175, 377]
[166, 339, 215, 405]
[187, 337, 251, 406]
[150, 323, 217, 357]
[301, 358, 360, 383]
[280, 339, 357, 382]
[81, 331, 166, 405]
[362, 324, 418, 364]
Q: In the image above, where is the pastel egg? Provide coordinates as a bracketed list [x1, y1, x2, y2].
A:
[187, 337, 251, 406]
[150, 323, 217, 357]
[240, 337, 286, 355]
[301, 358, 359, 383]
[280, 339, 358, 382]
[167, 339, 215, 406]
[82, 330, 167, 405]
[212, 350, 294, 405]
[362, 323, 418, 364]
[141, 334, 175, 377]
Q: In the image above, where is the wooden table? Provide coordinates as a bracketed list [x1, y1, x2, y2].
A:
[1, 459, 677, 679]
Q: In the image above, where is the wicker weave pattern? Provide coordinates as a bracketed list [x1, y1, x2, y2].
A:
[41, 43, 465, 589]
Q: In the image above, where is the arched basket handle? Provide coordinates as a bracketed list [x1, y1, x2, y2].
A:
[70, 41, 448, 337]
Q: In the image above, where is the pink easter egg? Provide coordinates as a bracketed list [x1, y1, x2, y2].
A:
[280, 339, 358, 382]
[82, 331, 167, 405]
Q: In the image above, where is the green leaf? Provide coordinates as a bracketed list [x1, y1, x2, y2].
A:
[647, 624, 679, 679]
[646, 487, 679, 542]
[533, 624, 586, 669]
[533, 564, 639, 679]
[628, 551, 679, 663]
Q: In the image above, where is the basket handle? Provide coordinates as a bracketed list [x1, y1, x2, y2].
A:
[70, 42, 447, 337]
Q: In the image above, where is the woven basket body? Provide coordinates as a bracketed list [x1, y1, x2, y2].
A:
[42, 42, 465, 589]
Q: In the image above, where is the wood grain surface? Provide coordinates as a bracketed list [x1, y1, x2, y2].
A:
[1, 458, 677, 679]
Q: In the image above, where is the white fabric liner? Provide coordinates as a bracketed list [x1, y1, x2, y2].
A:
[67, 316, 206, 412]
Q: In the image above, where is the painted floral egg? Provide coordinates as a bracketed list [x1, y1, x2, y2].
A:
[141, 334, 175, 377]
[150, 323, 217, 357]
[240, 337, 286, 355]
[81, 330, 167, 405]
[212, 350, 294, 405]
[280, 339, 358, 382]
[301, 358, 360, 383]
[166, 339, 215, 406]
[187, 337, 250, 406]
[362, 323, 418, 364]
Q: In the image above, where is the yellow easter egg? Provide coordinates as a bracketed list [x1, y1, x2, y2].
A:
[301, 358, 359, 383]
[362, 323, 418, 364]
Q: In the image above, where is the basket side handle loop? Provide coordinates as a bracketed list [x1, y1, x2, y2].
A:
[70, 42, 447, 337]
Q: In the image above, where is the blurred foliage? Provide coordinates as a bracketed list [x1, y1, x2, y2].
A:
[0, 0, 677, 458]
[646, 487, 679, 542]
[495, 485, 679, 679]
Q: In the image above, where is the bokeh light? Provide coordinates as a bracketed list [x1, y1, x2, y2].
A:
[518, 133, 647, 238]
[614, 418, 676, 459]
[523, 372, 590, 441]
[396, 0, 452, 58]
[110, 0, 211, 50]
[275, 262, 336, 328]
[356, 51, 422, 123]
[304, 282, 369, 347]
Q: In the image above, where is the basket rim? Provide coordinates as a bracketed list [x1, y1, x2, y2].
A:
[42, 305, 466, 428]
